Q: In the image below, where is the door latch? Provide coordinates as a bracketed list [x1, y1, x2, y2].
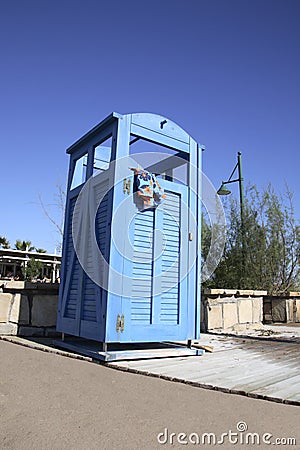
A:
[123, 178, 131, 195]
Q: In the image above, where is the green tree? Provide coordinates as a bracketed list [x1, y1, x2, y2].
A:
[201, 213, 212, 265]
[260, 185, 300, 293]
[0, 236, 10, 249]
[15, 240, 35, 252]
[22, 258, 43, 281]
[203, 184, 300, 294]
[35, 248, 47, 253]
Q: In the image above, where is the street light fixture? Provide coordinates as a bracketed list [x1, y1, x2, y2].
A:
[217, 151, 246, 282]
[217, 182, 232, 196]
[217, 151, 245, 226]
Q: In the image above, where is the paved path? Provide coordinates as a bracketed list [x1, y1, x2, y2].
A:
[0, 338, 299, 450]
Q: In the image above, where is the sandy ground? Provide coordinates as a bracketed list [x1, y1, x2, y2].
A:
[0, 340, 299, 450]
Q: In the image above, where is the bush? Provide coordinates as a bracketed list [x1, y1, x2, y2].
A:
[22, 258, 43, 281]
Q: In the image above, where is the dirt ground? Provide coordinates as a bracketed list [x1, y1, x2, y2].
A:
[0, 340, 299, 450]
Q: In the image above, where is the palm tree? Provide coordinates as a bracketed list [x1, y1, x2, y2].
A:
[0, 236, 10, 249]
[35, 248, 47, 253]
[14, 240, 35, 252]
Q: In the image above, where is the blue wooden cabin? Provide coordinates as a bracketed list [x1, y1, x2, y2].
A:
[57, 112, 202, 347]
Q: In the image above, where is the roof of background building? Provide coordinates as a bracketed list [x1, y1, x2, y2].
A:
[0, 248, 61, 264]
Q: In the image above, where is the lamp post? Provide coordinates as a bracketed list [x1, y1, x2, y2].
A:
[217, 151, 245, 226]
[217, 151, 245, 281]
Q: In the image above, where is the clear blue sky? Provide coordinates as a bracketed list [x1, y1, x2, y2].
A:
[1, 0, 300, 252]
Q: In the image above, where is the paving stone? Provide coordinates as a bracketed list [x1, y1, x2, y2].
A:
[295, 300, 300, 322]
[0, 293, 12, 322]
[9, 294, 30, 324]
[18, 326, 45, 337]
[238, 299, 252, 324]
[237, 290, 253, 296]
[223, 303, 238, 329]
[0, 322, 18, 335]
[207, 305, 222, 330]
[31, 295, 58, 327]
[202, 288, 225, 295]
[252, 297, 263, 323]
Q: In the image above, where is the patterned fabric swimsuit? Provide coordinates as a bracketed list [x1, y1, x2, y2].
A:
[133, 169, 166, 209]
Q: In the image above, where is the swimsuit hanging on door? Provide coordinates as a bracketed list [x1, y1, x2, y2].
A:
[131, 168, 166, 210]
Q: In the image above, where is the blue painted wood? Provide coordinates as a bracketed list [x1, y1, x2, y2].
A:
[131, 123, 190, 154]
[119, 179, 189, 342]
[104, 114, 131, 342]
[79, 176, 110, 341]
[66, 113, 121, 154]
[186, 137, 200, 339]
[57, 112, 202, 345]
[131, 113, 190, 145]
[54, 339, 203, 361]
[57, 195, 81, 334]
[57, 117, 120, 339]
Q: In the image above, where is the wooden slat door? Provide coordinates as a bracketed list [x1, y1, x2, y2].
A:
[57, 173, 111, 341]
[120, 179, 189, 342]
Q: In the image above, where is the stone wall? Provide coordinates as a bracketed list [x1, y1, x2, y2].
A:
[1, 281, 299, 338]
[263, 293, 300, 323]
[201, 289, 267, 332]
[0, 281, 59, 337]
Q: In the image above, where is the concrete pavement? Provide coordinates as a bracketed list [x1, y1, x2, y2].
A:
[0, 337, 299, 449]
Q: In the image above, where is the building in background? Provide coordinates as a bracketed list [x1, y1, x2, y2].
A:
[0, 249, 61, 282]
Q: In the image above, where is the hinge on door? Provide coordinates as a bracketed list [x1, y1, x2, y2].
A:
[120, 314, 125, 332]
[123, 178, 131, 195]
[116, 314, 125, 333]
[116, 314, 121, 332]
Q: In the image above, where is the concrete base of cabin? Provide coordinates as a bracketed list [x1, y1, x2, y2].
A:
[201, 289, 267, 333]
[0, 280, 60, 337]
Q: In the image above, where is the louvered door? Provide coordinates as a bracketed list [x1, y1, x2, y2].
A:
[121, 179, 189, 342]
[57, 174, 110, 341]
